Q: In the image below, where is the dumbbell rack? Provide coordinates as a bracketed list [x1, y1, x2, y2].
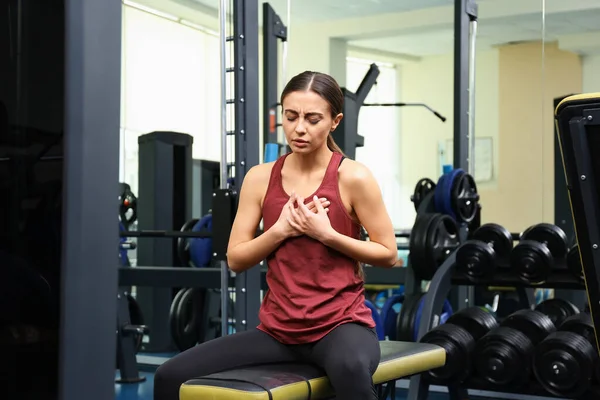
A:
[405, 213, 592, 399]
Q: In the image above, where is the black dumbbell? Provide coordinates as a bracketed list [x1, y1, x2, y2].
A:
[510, 223, 568, 283]
[474, 309, 556, 387]
[456, 223, 513, 280]
[534, 312, 599, 398]
[535, 298, 580, 327]
[420, 307, 498, 384]
[567, 243, 584, 281]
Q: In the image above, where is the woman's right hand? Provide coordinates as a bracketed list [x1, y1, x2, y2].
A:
[274, 192, 330, 239]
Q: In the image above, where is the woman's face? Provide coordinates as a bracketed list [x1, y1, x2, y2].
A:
[282, 90, 342, 153]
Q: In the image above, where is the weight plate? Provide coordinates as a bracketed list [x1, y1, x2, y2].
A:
[420, 324, 475, 384]
[559, 312, 596, 347]
[456, 240, 496, 280]
[381, 294, 404, 340]
[177, 219, 199, 267]
[474, 326, 535, 387]
[500, 309, 556, 345]
[441, 169, 464, 219]
[409, 213, 438, 278]
[445, 306, 498, 342]
[510, 240, 553, 284]
[412, 178, 436, 212]
[365, 300, 384, 340]
[397, 294, 423, 341]
[434, 173, 448, 214]
[567, 244, 583, 281]
[535, 298, 580, 327]
[472, 223, 513, 262]
[189, 214, 213, 268]
[173, 288, 203, 351]
[534, 331, 597, 398]
[421, 214, 460, 280]
[169, 288, 188, 351]
[521, 223, 569, 259]
[450, 171, 479, 224]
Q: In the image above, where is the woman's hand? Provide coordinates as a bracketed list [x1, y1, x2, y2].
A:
[287, 194, 336, 242]
[274, 193, 330, 240]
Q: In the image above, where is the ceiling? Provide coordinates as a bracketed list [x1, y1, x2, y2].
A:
[127, 0, 600, 57]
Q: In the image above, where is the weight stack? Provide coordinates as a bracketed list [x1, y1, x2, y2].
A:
[136, 131, 194, 352]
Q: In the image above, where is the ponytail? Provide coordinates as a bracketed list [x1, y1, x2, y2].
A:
[327, 134, 348, 158]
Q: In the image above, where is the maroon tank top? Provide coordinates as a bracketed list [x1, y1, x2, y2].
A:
[257, 151, 375, 344]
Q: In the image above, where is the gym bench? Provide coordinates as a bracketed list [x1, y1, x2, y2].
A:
[179, 341, 445, 399]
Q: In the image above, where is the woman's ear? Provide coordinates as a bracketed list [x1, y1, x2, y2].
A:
[331, 113, 344, 131]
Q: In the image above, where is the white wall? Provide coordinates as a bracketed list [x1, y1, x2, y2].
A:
[398, 49, 500, 227]
[583, 55, 600, 92]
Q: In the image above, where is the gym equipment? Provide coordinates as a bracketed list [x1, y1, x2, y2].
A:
[567, 243, 583, 280]
[381, 294, 404, 340]
[409, 213, 461, 280]
[456, 223, 513, 280]
[433, 168, 479, 224]
[189, 214, 214, 268]
[396, 293, 453, 342]
[119, 183, 138, 227]
[474, 309, 556, 387]
[420, 306, 498, 384]
[115, 289, 149, 383]
[126, 294, 145, 352]
[510, 223, 568, 284]
[177, 219, 200, 267]
[178, 342, 446, 400]
[411, 178, 436, 212]
[534, 298, 580, 327]
[534, 312, 599, 398]
[170, 288, 203, 352]
[365, 299, 385, 340]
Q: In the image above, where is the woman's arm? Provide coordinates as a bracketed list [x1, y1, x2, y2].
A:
[226, 166, 287, 273]
[321, 163, 398, 267]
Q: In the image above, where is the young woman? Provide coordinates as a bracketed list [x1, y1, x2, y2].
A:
[154, 71, 398, 400]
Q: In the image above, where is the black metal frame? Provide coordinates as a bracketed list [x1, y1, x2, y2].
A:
[334, 63, 380, 159]
[262, 2, 287, 150]
[231, 0, 261, 333]
[554, 95, 600, 351]
[60, 0, 121, 399]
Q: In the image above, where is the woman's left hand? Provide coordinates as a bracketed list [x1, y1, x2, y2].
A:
[287, 194, 336, 242]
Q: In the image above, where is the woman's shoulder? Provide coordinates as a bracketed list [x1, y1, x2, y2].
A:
[338, 158, 375, 187]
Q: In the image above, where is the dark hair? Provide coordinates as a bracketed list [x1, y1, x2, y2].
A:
[280, 71, 346, 156]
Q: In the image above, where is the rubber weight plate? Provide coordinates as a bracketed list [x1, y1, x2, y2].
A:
[450, 170, 479, 224]
[445, 306, 498, 342]
[397, 294, 423, 341]
[456, 223, 512, 280]
[521, 223, 569, 259]
[172, 288, 204, 351]
[420, 323, 475, 384]
[510, 240, 553, 284]
[567, 244, 583, 281]
[177, 219, 199, 267]
[411, 178, 436, 212]
[500, 309, 556, 345]
[535, 298, 580, 327]
[189, 214, 213, 268]
[381, 294, 404, 340]
[474, 326, 535, 387]
[169, 289, 188, 351]
[433, 173, 448, 214]
[534, 331, 597, 398]
[408, 213, 438, 279]
[365, 299, 384, 340]
[439, 169, 464, 219]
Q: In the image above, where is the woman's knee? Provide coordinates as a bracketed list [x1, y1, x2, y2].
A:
[327, 353, 374, 382]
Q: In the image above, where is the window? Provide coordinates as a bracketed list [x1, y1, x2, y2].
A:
[346, 58, 403, 229]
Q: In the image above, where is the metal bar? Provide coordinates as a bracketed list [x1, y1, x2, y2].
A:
[468, 18, 478, 176]
[60, 0, 121, 399]
[218, 0, 229, 338]
[120, 230, 211, 238]
[355, 63, 380, 105]
[234, 0, 262, 333]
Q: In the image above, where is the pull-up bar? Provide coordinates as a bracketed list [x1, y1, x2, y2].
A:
[362, 102, 447, 123]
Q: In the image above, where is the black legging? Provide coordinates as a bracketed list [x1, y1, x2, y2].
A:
[154, 322, 380, 400]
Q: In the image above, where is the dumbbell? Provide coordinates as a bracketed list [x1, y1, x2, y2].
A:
[567, 243, 584, 281]
[535, 298, 580, 327]
[510, 223, 568, 284]
[474, 309, 556, 387]
[534, 312, 599, 398]
[419, 307, 498, 384]
[456, 223, 513, 280]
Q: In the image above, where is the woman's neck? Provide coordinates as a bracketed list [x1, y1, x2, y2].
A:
[289, 146, 333, 173]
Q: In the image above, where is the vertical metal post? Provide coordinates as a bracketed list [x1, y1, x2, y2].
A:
[218, 0, 229, 337]
[61, 0, 121, 399]
[262, 3, 287, 149]
[233, 0, 261, 332]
